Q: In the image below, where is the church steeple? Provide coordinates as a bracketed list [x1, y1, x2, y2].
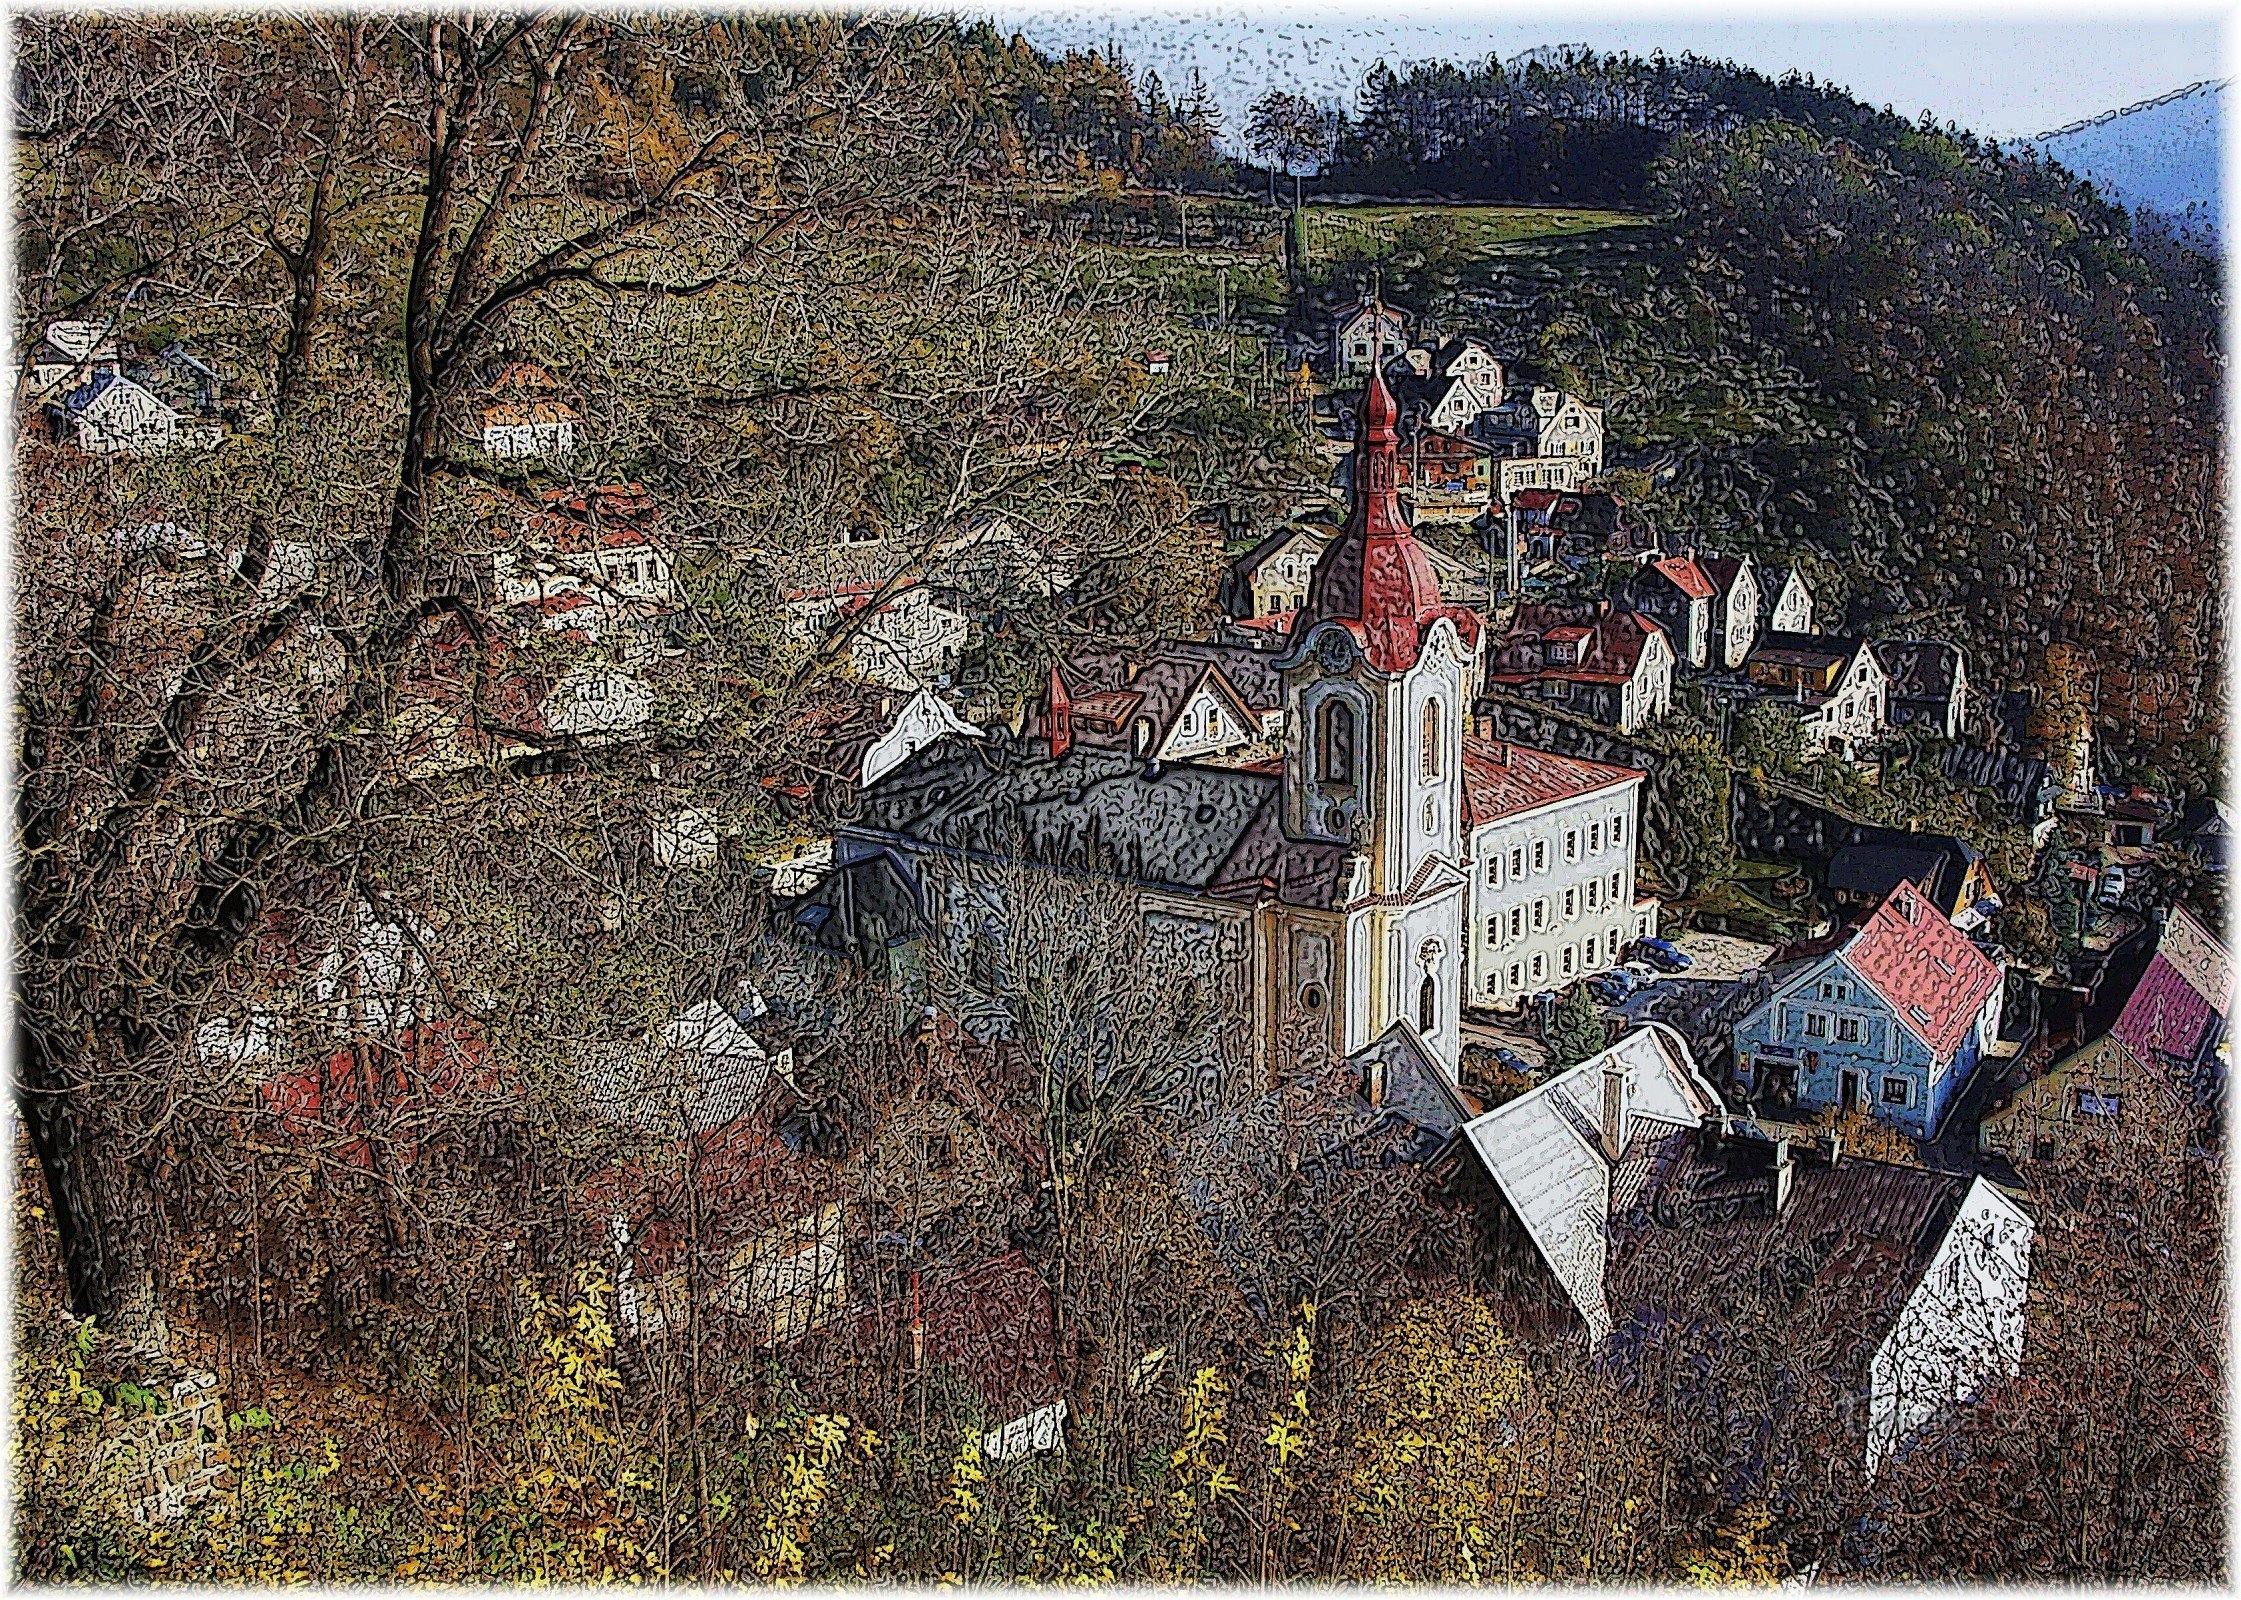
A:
[1294, 335, 1481, 674]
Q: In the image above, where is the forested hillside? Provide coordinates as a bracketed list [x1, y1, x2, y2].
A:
[1331, 50, 2225, 781]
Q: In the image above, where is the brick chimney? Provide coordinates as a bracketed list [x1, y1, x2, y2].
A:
[1361, 1053, 1387, 1108]
[1045, 665, 1072, 761]
[1771, 1138, 1795, 1213]
[1599, 1060, 1629, 1161]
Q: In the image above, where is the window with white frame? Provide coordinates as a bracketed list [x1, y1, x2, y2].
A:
[1533, 898, 1548, 931]
[1533, 840, 1547, 872]
[1508, 962, 1522, 993]
[1509, 846, 1525, 878]
[1561, 946, 1575, 977]
[1836, 1017, 1862, 1043]
[1589, 822, 1602, 853]
[1805, 1013, 1827, 1039]
[1531, 954, 1545, 983]
[1587, 880, 1600, 911]
[1508, 907, 1524, 941]
[1565, 829, 1580, 863]
[1881, 1075, 1911, 1106]
[1563, 887, 1577, 920]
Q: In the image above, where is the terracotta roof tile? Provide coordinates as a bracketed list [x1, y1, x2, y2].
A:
[1461, 736, 1639, 829]
[1842, 881, 2003, 1061]
[1650, 555, 1717, 601]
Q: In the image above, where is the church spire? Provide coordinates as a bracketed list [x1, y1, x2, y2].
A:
[1292, 321, 1479, 673]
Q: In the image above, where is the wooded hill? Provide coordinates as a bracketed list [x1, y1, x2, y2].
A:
[1329, 50, 2225, 788]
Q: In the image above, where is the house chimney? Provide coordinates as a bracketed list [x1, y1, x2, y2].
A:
[1045, 665, 1072, 761]
[1825, 1128, 1843, 1168]
[1696, 1110, 1725, 1154]
[1600, 1061, 1630, 1160]
[1362, 1054, 1387, 1108]
[1771, 1138, 1795, 1213]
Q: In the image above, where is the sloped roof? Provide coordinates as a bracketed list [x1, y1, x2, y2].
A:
[1460, 736, 1639, 829]
[2111, 904, 2230, 1091]
[1871, 639, 1964, 703]
[1606, 1138, 1972, 1363]
[1840, 880, 2003, 1061]
[855, 737, 1350, 910]
[1461, 1026, 1723, 1341]
[1698, 553, 1749, 598]
[1647, 556, 1717, 601]
[1828, 838, 1979, 917]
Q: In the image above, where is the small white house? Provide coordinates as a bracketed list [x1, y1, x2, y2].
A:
[55, 372, 217, 456]
[1332, 300, 1411, 373]
[786, 584, 970, 692]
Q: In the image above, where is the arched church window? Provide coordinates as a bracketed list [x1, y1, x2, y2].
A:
[1317, 699, 1356, 786]
[1420, 698, 1443, 780]
[1417, 974, 1438, 1034]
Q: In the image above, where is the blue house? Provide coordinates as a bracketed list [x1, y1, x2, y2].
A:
[1732, 879, 2004, 1139]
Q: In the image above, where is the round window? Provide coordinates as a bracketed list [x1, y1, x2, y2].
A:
[1300, 983, 1326, 1013]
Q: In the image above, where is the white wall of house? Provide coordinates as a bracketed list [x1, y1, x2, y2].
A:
[1159, 681, 1257, 761]
[1249, 533, 1325, 617]
[484, 418, 578, 458]
[1770, 571, 1815, 634]
[1720, 565, 1761, 671]
[1465, 775, 1646, 1006]
[1866, 1177, 2033, 1475]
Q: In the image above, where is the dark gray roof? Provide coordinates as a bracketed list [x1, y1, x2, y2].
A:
[1871, 639, 1963, 704]
[1943, 740, 2048, 815]
[1347, 1022, 1474, 1163]
[854, 736, 1348, 909]
[1608, 1137, 1970, 1356]
[1828, 837, 1979, 917]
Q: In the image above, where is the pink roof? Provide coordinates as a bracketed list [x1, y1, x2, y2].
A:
[1288, 363, 1481, 673]
[1460, 737, 1638, 829]
[2111, 905, 2229, 1070]
[1841, 880, 2003, 1062]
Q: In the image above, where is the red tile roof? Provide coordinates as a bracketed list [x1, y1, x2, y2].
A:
[1650, 555, 1717, 601]
[1841, 880, 2003, 1062]
[1460, 736, 1639, 829]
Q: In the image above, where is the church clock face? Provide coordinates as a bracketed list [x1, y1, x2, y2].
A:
[1315, 629, 1354, 676]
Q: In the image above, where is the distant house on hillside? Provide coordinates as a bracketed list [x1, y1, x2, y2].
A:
[783, 583, 969, 692]
[1763, 565, 1816, 634]
[49, 370, 219, 455]
[478, 358, 582, 459]
[1487, 603, 1675, 734]
[1698, 553, 1761, 671]
[1872, 640, 1970, 741]
[1331, 299, 1411, 373]
[1477, 386, 1604, 483]
[1622, 556, 1719, 669]
[1742, 631, 1888, 759]
[1387, 335, 1509, 435]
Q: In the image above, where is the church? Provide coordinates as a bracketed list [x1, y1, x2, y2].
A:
[827, 361, 1652, 1086]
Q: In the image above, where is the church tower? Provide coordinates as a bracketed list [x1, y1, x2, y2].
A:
[1276, 353, 1484, 1078]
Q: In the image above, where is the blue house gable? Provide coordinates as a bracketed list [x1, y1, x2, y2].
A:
[1732, 880, 2003, 1140]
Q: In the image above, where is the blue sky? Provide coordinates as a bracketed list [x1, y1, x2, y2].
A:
[974, 9, 2224, 147]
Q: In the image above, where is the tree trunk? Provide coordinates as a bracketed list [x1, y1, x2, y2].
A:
[14, 1012, 163, 1348]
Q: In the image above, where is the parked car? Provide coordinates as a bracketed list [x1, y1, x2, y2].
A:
[1633, 937, 1694, 972]
[1587, 970, 1638, 1005]
[1621, 960, 1662, 988]
[1492, 1046, 1533, 1076]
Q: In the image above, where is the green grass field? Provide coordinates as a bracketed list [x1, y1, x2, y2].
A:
[1303, 202, 1644, 258]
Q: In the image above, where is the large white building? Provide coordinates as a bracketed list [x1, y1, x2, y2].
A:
[1461, 741, 1658, 1009]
